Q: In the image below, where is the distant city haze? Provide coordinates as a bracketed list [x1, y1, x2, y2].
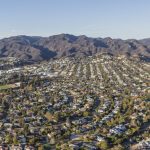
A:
[0, 0, 150, 39]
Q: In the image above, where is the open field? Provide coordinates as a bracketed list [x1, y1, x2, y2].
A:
[0, 83, 20, 90]
[0, 85, 12, 90]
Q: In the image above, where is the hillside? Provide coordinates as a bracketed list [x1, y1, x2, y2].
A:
[0, 34, 150, 62]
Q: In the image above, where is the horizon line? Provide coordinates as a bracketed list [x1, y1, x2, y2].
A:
[0, 33, 149, 40]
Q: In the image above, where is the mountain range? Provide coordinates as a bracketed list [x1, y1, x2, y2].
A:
[0, 34, 150, 62]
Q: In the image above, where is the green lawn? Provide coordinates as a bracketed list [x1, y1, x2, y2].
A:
[0, 85, 12, 90]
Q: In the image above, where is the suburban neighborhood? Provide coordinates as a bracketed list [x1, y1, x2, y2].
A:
[0, 54, 149, 149]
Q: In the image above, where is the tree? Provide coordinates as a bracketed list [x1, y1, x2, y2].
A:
[13, 136, 19, 145]
[29, 138, 35, 145]
[83, 111, 89, 117]
[24, 124, 30, 135]
[5, 134, 12, 144]
[43, 144, 51, 150]
[19, 117, 24, 126]
[97, 141, 109, 150]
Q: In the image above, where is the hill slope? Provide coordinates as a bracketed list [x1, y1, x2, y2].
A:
[0, 34, 150, 62]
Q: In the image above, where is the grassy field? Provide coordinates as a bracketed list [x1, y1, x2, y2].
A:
[0, 83, 21, 90]
[0, 85, 12, 90]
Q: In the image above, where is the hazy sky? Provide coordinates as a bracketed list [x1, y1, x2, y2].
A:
[0, 0, 150, 39]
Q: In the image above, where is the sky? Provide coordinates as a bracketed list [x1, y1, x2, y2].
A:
[0, 0, 150, 39]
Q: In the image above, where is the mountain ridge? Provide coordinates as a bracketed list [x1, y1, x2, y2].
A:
[0, 34, 150, 62]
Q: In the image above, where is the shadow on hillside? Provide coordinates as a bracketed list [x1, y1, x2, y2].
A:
[33, 45, 57, 60]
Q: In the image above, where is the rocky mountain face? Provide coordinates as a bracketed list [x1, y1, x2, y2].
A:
[0, 34, 150, 62]
[140, 38, 150, 48]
